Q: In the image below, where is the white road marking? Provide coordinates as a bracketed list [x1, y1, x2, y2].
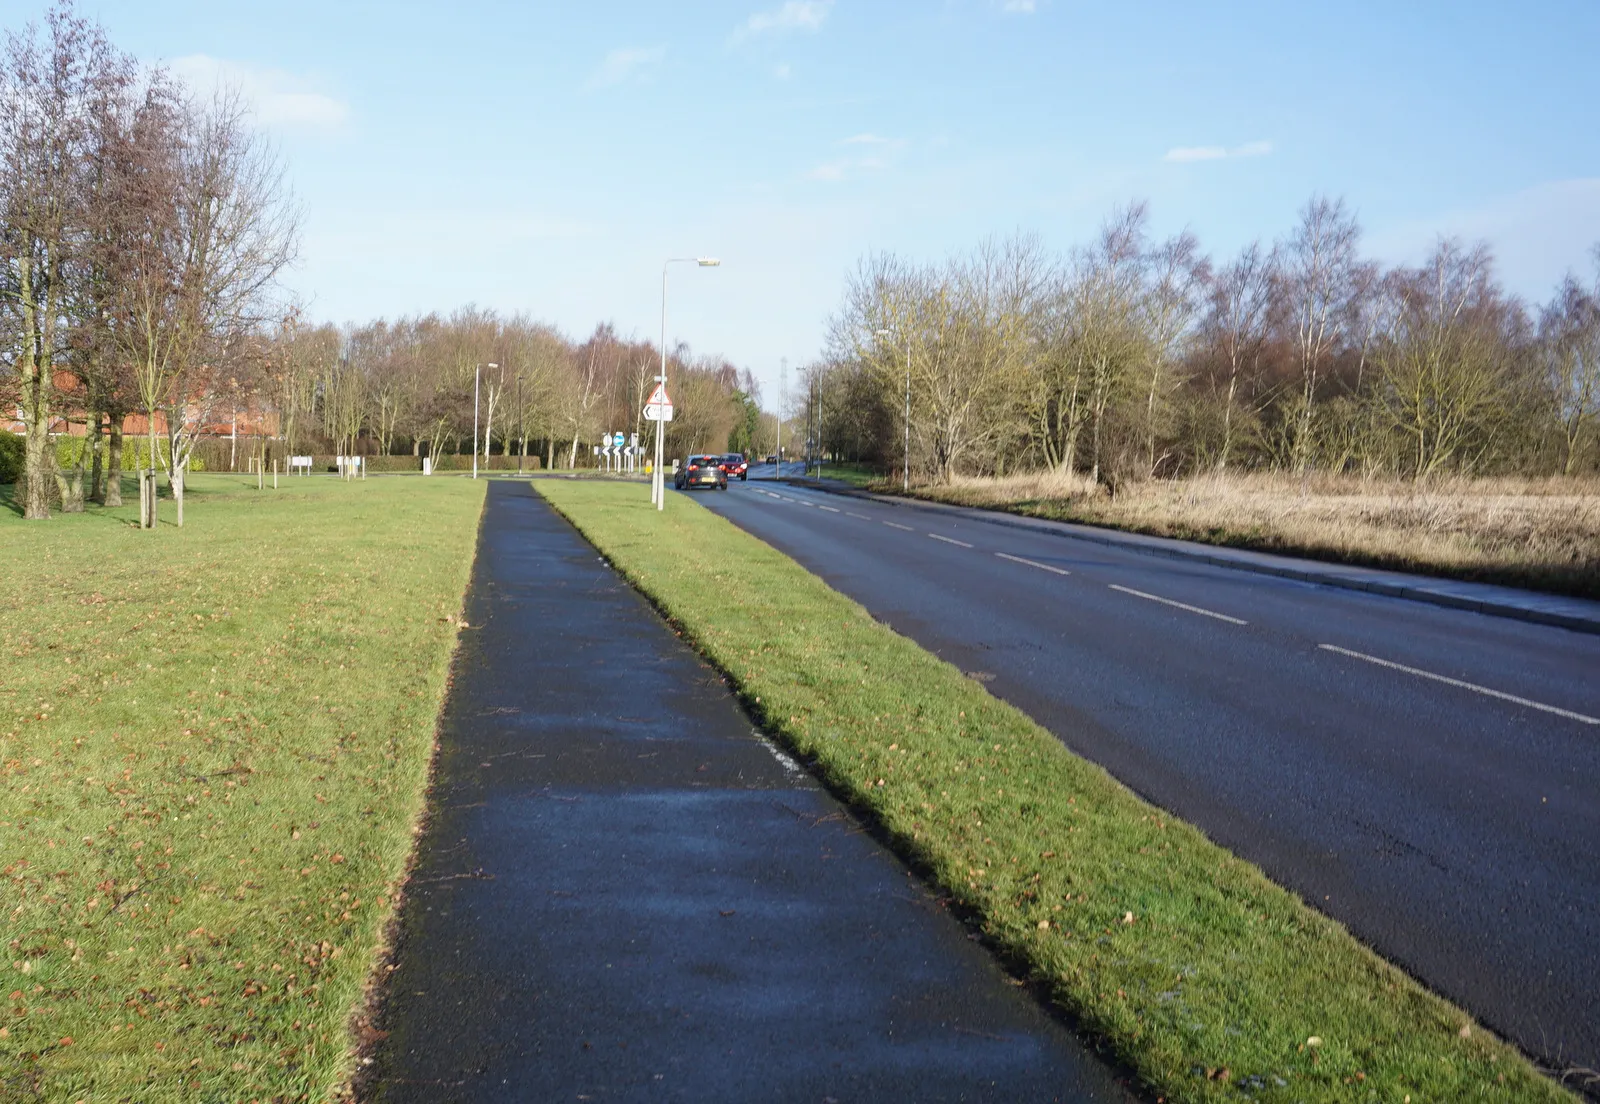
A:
[799, 500, 816, 508]
[846, 512, 873, 520]
[1318, 645, 1600, 725]
[1108, 584, 1248, 625]
[996, 552, 1071, 576]
[883, 521, 915, 531]
[818, 505, 840, 513]
[928, 533, 974, 548]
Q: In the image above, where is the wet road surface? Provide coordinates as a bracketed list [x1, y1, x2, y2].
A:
[366, 481, 1136, 1102]
[695, 478, 1600, 1079]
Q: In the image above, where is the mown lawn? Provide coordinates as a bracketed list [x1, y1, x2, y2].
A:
[537, 478, 1572, 1104]
[2, 473, 484, 1103]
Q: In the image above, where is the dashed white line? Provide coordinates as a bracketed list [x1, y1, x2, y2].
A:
[995, 552, 1071, 576]
[928, 533, 974, 548]
[1318, 645, 1599, 725]
[882, 521, 914, 531]
[818, 505, 840, 513]
[845, 512, 873, 520]
[1108, 584, 1248, 625]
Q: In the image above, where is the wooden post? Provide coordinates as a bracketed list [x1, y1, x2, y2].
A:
[138, 467, 148, 529]
[273, 460, 278, 489]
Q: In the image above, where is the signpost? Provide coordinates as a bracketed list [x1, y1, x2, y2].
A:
[645, 383, 674, 506]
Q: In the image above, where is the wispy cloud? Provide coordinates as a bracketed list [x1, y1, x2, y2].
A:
[808, 133, 905, 182]
[1163, 140, 1273, 163]
[585, 45, 666, 90]
[1000, 0, 1038, 12]
[732, 1, 833, 44]
[170, 55, 350, 130]
[773, 62, 793, 80]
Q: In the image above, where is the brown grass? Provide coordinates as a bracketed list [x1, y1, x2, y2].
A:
[897, 471, 1600, 600]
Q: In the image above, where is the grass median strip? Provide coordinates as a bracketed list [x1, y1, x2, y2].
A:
[537, 478, 1570, 1104]
[2, 474, 484, 1103]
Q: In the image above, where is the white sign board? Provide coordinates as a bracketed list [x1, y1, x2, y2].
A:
[644, 403, 674, 422]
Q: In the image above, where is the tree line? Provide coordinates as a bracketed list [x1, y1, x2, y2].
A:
[262, 311, 768, 473]
[811, 198, 1600, 486]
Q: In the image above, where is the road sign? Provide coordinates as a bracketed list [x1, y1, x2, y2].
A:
[644, 402, 674, 422]
[647, 382, 670, 406]
[613, 432, 625, 448]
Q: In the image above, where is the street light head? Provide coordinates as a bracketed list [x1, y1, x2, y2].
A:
[697, 258, 721, 267]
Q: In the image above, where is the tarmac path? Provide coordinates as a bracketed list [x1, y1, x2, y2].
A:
[365, 481, 1135, 1102]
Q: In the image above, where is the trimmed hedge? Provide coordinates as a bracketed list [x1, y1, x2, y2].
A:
[0, 433, 21, 484]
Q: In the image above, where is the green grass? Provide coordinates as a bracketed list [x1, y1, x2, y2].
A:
[1, 473, 484, 1103]
[536, 479, 1572, 1104]
[806, 460, 883, 488]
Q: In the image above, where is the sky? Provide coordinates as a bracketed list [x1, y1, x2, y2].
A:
[12, 0, 1600, 408]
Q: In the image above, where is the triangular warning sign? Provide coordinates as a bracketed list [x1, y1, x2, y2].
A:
[647, 383, 671, 406]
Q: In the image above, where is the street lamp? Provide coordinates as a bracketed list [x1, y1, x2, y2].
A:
[516, 373, 524, 474]
[474, 362, 497, 480]
[654, 257, 720, 511]
[876, 327, 911, 491]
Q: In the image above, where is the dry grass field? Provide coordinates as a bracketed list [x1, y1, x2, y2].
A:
[899, 471, 1600, 599]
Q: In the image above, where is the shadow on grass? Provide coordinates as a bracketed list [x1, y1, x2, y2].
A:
[0, 474, 198, 526]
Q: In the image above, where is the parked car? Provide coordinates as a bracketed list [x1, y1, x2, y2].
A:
[718, 454, 749, 480]
[674, 455, 728, 491]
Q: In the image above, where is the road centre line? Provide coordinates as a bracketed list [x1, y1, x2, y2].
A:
[845, 512, 873, 520]
[1108, 584, 1248, 626]
[996, 552, 1071, 576]
[818, 505, 841, 513]
[928, 533, 975, 548]
[883, 521, 915, 531]
[1319, 645, 1600, 725]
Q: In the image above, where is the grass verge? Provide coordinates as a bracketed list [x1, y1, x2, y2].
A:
[875, 470, 1600, 600]
[2, 473, 484, 1103]
[537, 478, 1571, 1104]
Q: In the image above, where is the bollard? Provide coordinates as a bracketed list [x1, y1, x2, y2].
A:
[273, 460, 278, 489]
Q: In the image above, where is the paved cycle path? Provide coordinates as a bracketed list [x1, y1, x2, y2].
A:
[365, 481, 1133, 1102]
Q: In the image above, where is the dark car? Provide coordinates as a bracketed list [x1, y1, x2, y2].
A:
[674, 455, 728, 491]
[718, 454, 749, 481]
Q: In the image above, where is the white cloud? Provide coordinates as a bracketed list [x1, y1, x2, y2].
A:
[1163, 140, 1273, 163]
[1001, 0, 1038, 12]
[169, 55, 349, 130]
[843, 132, 891, 145]
[807, 161, 848, 182]
[733, 1, 833, 43]
[585, 46, 666, 90]
[773, 62, 792, 80]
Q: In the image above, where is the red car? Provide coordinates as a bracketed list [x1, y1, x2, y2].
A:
[718, 454, 749, 481]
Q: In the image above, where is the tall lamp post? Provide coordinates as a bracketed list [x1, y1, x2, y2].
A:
[876, 327, 911, 491]
[515, 373, 524, 474]
[474, 362, 497, 480]
[654, 257, 720, 510]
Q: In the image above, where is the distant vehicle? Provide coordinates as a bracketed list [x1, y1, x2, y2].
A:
[674, 455, 728, 491]
[718, 454, 749, 480]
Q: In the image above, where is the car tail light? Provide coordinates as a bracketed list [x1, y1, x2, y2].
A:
[688, 464, 698, 471]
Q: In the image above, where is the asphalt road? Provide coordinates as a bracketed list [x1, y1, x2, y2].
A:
[689, 478, 1600, 1080]
[366, 482, 1135, 1102]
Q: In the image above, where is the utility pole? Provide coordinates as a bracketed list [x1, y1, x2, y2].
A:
[516, 374, 524, 474]
[779, 356, 787, 468]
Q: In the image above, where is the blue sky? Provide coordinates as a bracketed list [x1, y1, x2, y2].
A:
[21, 0, 1600, 405]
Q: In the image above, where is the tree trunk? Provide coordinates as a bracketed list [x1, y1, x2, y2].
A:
[104, 420, 124, 507]
[89, 413, 104, 503]
[21, 416, 53, 520]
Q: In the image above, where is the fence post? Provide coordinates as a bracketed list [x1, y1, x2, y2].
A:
[273, 460, 278, 489]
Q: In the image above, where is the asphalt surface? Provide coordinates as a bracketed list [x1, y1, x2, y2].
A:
[366, 481, 1137, 1103]
[696, 474, 1600, 1079]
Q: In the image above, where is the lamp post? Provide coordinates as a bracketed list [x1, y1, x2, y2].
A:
[654, 257, 720, 510]
[474, 362, 497, 480]
[876, 327, 911, 491]
[516, 373, 524, 474]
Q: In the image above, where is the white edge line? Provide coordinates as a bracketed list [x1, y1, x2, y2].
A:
[1108, 583, 1248, 625]
[996, 551, 1071, 576]
[928, 533, 974, 548]
[883, 521, 914, 531]
[1319, 644, 1599, 725]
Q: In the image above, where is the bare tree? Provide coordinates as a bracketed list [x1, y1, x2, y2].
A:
[1541, 247, 1600, 475]
[1203, 241, 1279, 470]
